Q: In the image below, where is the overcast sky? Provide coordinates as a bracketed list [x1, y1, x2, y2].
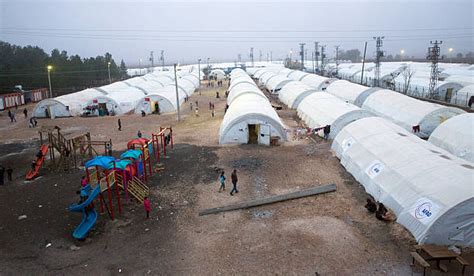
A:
[1, 0, 473, 66]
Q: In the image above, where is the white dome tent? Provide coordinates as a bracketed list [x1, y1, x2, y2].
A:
[265, 75, 293, 93]
[210, 69, 226, 80]
[297, 93, 374, 139]
[86, 85, 146, 115]
[32, 88, 106, 118]
[450, 84, 474, 108]
[219, 93, 287, 145]
[134, 86, 187, 114]
[428, 113, 474, 163]
[325, 80, 376, 104]
[220, 69, 287, 145]
[278, 81, 319, 109]
[259, 71, 277, 86]
[332, 117, 474, 247]
[362, 89, 465, 138]
[300, 74, 336, 91]
[287, 70, 309, 81]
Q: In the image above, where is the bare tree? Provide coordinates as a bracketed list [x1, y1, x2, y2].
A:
[402, 66, 416, 95]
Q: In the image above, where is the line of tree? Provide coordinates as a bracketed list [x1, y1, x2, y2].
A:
[0, 41, 128, 95]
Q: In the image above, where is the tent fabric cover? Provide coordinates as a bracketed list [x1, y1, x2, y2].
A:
[362, 89, 465, 138]
[428, 113, 474, 163]
[85, 156, 116, 169]
[297, 93, 374, 139]
[278, 81, 319, 109]
[332, 117, 474, 247]
[325, 80, 373, 104]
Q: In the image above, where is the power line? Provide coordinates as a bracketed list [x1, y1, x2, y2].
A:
[1, 26, 472, 32]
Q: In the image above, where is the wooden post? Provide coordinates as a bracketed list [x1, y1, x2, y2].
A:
[170, 127, 174, 149]
[123, 168, 129, 202]
[104, 169, 115, 220]
[97, 165, 104, 213]
[142, 150, 147, 182]
[113, 163, 121, 214]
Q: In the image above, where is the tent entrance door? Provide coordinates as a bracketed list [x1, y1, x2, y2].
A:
[248, 124, 258, 144]
[98, 103, 109, 116]
[445, 88, 453, 102]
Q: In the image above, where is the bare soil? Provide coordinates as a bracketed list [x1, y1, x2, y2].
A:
[0, 82, 472, 275]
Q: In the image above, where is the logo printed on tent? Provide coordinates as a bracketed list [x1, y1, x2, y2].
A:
[411, 198, 441, 224]
[365, 160, 384, 179]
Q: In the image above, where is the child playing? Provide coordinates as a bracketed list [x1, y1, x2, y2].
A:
[219, 171, 226, 192]
[143, 196, 151, 219]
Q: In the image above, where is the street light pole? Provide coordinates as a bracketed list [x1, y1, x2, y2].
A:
[400, 49, 405, 62]
[448, 48, 454, 63]
[198, 59, 201, 87]
[206, 57, 210, 80]
[107, 62, 112, 83]
[173, 64, 181, 122]
[47, 65, 53, 98]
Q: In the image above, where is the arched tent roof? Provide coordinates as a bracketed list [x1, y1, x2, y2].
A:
[362, 89, 465, 138]
[300, 74, 335, 90]
[253, 69, 268, 79]
[436, 82, 468, 102]
[325, 80, 374, 104]
[229, 78, 256, 91]
[265, 75, 292, 93]
[297, 93, 374, 139]
[134, 86, 187, 114]
[259, 71, 277, 86]
[182, 74, 200, 89]
[428, 113, 474, 163]
[87, 86, 146, 114]
[287, 70, 309, 81]
[33, 88, 106, 118]
[227, 82, 267, 105]
[450, 84, 474, 107]
[278, 81, 320, 109]
[278, 68, 294, 77]
[170, 78, 196, 96]
[231, 68, 246, 76]
[210, 69, 226, 79]
[219, 93, 287, 145]
[123, 77, 152, 87]
[244, 67, 259, 76]
[131, 81, 165, 95]
[332, 117, 474, 246]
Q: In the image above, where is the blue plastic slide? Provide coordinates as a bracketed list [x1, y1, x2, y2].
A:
[68, 185, 101, 240]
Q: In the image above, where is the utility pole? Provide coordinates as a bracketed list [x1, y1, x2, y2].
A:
[314, 42, 319, 73]
[259, 50, 262, 62]
[173, 64, 181, 121]
[238, 54, 242, 64]
[360, 41, 368, 85]
[47, 65, 53, 98]
[267, 52, 270, 62]
[335, 45, 340, 76]
[311, 51, 315, 73]
[250, 47, 254, 67]
[206, 57, 210, 80]
[107, 62, 111, 83]
[299, 43, 305, 70]
[149, 51, 154, 72]
[197, 58, 201, 88]
[373, 36, 385, 87]
[320, 45, 326, 76]
[427, 40, 443, 99]
[270, 51, 273, 62]
[160, 50, 165, 69]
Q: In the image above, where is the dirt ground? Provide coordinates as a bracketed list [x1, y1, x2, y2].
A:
[0, 81, 472, 275]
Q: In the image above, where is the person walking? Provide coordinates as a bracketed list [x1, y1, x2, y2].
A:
[195, 106, 199, 117]
[190, 102, 193, 111]
[219, 171, 226, 192]
[230, 169, 239, 196]
[137, 130, 142, 138]
[11, 111, 16, 122]
[323, 125, 331, 140]
[143, 196, 151, 219]
[118, 118, 122, 131]
[23, 108, 28, 118]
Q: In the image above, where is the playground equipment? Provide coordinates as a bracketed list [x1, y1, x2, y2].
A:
[25, 144, 49, 180]
[151, 127, 173, 163]
[85, 156, 122, 220]
[120, 149, 149, 203]
[39, 129, 112, 171]
[68, 184, 101, 240]
[127, 138, 154, 182]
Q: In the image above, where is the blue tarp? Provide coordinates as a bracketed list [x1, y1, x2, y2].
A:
[120, 149, 143, 160]
[85, 156, 116, 169]
[107, 159, 132, 170]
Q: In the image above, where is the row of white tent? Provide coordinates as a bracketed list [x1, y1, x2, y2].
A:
[333, 62, 474, 108]
[33, 70, 200, 118]
[246, 66, 473, 247]
[219, 69, 287, 145]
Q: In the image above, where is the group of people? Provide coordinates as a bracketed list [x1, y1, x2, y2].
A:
[218, 169, 239, 196]
[365, 198, 396, 222]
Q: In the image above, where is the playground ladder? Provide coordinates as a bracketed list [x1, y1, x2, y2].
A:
[127, 176, 149, 203]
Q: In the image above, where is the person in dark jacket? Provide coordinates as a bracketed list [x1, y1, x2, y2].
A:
[365, 198, 377, 213]
[230, 169, 239, 196]
[323, 125, 331, 140]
